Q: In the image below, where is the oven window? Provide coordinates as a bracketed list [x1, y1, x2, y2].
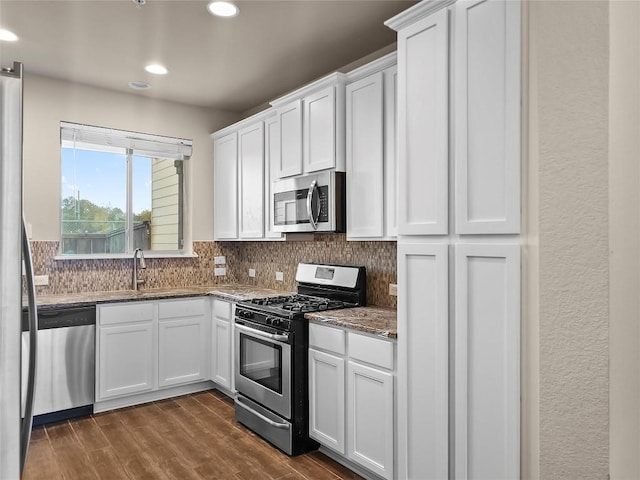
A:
[240, 334, 282, 394]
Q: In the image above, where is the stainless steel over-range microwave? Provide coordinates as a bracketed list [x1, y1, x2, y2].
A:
[272, 171, 345, 233]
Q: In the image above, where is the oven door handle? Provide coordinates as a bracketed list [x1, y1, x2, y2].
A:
[235, 323, 290, 343]
[235, 396, 291, 429]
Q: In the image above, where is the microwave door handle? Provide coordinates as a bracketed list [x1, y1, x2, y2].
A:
[306, 180, 318, 230]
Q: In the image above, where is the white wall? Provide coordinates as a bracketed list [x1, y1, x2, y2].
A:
[525, 1, 609, 478]
[22, 74, 239, 242]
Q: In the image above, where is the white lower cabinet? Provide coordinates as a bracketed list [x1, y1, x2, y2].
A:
[158, 297, 208, 388]
[211, 299, 234, 391]
[347, 361, 394, 479]
[96, 297, 211, 408]
[309, 323, 395, 480]
[309, 348, 346, 453]
[98, 321, 155, 399]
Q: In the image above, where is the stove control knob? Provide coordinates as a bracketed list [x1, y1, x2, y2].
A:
[272, 318, 281, 327]
[265, 317, 273, 325]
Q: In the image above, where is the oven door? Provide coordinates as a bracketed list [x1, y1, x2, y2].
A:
[234, 321, 291, 419]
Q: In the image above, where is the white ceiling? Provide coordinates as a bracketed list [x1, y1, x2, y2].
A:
[0, 0, 416, 112]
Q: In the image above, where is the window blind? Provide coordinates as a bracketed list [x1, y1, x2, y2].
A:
[60, 122, 192, 160]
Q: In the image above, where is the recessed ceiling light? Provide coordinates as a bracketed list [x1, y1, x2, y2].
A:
[145, 64, 168, 75]
[129, 81, 151, 90]
[0, 29, 18, 42]
[207, 1, 239, 17]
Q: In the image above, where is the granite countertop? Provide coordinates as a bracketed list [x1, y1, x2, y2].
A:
[305, 306, 397, 339]
[33, 284, 288, 310]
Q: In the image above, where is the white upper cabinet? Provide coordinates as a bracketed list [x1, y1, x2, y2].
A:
[264, 115, 283, 239]
[277, 99, 303, 178]
[453, 0, 521, 234]
[396, 8, 450, 235]
[213, 131, 238, 240]
[346, 54, 397, 241]
[347, 72, 384, 239]
[212, 110, 283, 241]
[272, 73, 346, 179]
[304, 86, 337, 173]
[238, 122, 265, 238]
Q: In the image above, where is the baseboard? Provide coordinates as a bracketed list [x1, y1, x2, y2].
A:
[94, 381, 217, 413]
[318, 446, 387, 480]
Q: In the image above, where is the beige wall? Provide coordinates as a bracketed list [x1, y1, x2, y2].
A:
[609, 1, 640, 478]
[22, 74, 239, 242]
[525, 1, 610, 478]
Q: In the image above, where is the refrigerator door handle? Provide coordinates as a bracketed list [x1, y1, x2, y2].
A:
[20, 219, 37, 473]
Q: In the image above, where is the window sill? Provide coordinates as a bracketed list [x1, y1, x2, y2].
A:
[54, 252, 198, 261]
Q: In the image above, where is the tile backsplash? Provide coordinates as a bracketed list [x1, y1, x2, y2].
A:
[31, 234, 397, 308]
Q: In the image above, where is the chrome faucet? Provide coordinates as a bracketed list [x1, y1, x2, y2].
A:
[132, 248, 146, 290]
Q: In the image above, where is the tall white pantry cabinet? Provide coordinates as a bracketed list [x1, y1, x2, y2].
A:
[387, 1, 521, 479]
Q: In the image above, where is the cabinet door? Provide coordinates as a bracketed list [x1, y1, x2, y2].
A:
[347, 361, 394, 480]
[98, 322, 154, 400]
[264, 116, 283, 239]
[213, 131, 238, 240]
[454, 0, 520, 234]
[308, 348, 345, 454]
[304, 86, 336, 173]
[397, 242, 448, 479]
[277, 100, 303, 178]
[238, 122, 265, 239]
[383, 65, 398, 238]
[346, 72, 384, 239]
[397, 9, 449, 235]
[212, 318, 232, 390]
[158, 317, 207, 388]
[454, 243, 519, 480]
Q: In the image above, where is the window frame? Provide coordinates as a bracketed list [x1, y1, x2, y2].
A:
[57, 122, 194, 259]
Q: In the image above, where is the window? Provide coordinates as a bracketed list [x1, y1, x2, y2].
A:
[60, 122, 192, 256]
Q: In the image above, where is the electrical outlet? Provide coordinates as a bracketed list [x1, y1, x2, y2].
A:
[275, 271, 284, 281]
[389, 283, 398, 296]
[249, 268, 256, 278]
[34, 275, 49, 286]
[214, 267, 226, 277]
[214, 256, 226, 265]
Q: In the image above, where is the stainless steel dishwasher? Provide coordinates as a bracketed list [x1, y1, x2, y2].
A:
[21, 306, 95, 425]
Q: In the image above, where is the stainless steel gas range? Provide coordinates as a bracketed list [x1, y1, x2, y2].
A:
[233, 263, 366, 456]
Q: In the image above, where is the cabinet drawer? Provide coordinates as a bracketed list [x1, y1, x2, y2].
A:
[158, 297, 205, 319]
[309, 323, 345, 356]
[348, 332, 394, 371]
[213, 299, 232, 320]
[99, 302, 154, 326]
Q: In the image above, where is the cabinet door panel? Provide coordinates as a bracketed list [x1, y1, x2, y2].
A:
[308, 348, 345, 454]
[383, 65, 398, 238]
[454, 243, 519, 480]
[347, 361, 394, 480]
[238, 122, 265, 238]
[98, 323, 154, 399]
[278, 100, 303, 178]
[454, 0, 520, 234]
[304, 87, 336, 173]
[397, 9, 449, 235]
[346, 72, 384, 239]
[158, 317, 206, 387]
[265, 116, 283, 239]
[397, 242, 448, 479]
[212, 319, 231, 389]
[213, 132, 238, 240]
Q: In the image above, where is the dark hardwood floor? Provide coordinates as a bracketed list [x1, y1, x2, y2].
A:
[23, 390, 362, 480]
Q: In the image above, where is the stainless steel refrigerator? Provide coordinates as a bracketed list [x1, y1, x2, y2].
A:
[1, 62, 39, 477]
